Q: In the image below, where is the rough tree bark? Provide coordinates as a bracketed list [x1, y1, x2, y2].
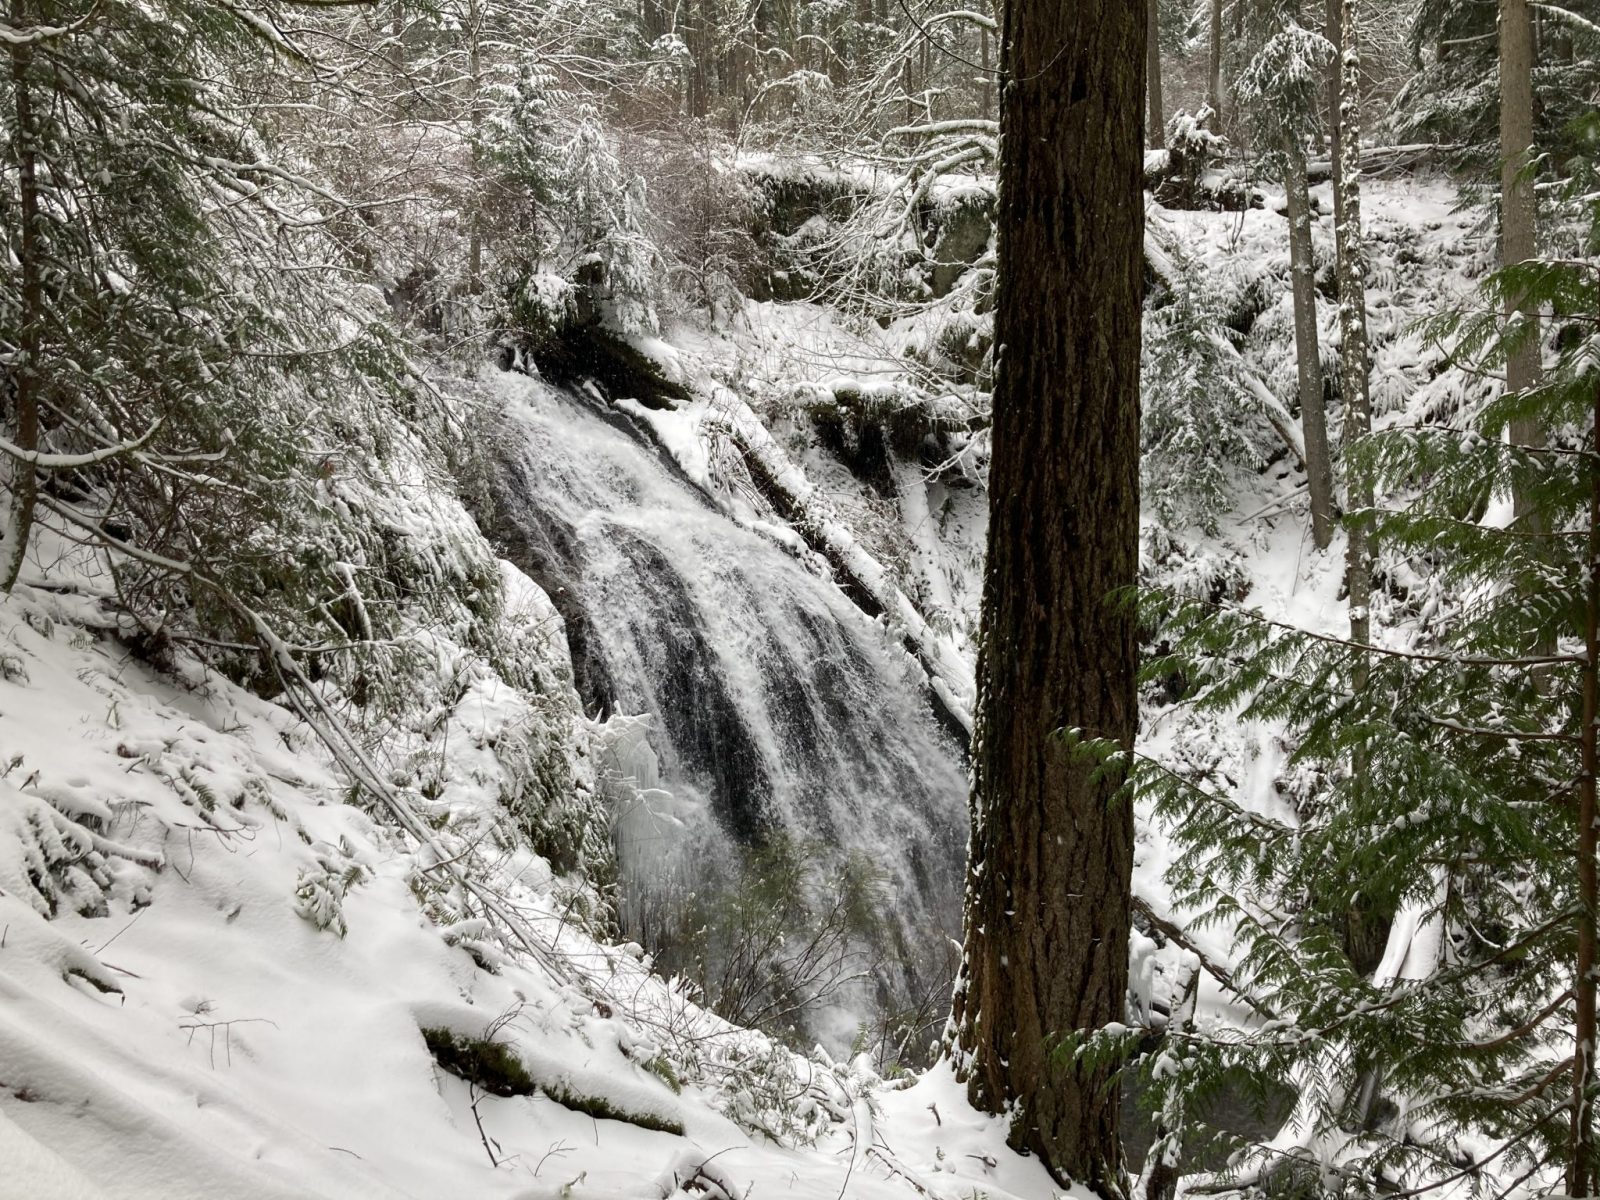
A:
[945, 0, 1143, 1191]
[1207, 0, 1223, 127]
[4, 10, 42, 592]
[1334, 0, 1371, 666]
[1282, 131, 1335, 549]
[1148, 0, 1165, 149]
[1501, 0, 1541, 523]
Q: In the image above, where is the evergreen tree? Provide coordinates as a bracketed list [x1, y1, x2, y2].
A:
[1236, 12, 1338, 549]
[564, 109, 660, 333]
[0, 0, 471, 667]
[1137, 114, 1600, 1199]
[1396, 0, 1600, 160]
[1142, 247, 1265, 536]
[480, 57, 568, 278]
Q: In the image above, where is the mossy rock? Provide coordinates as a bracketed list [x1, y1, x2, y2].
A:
[927, 192, 993, 298]
[526, 324, 689, 412]
[542, 1079, 684, 1136]
[420, 1026, 684, 1135]
[421, 1027, 535, 1097]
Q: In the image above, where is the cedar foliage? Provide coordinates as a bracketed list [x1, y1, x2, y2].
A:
[1136, 117, 1600, 1195]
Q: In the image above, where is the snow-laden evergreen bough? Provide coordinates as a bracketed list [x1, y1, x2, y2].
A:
[1132, 138, 1600, 1199]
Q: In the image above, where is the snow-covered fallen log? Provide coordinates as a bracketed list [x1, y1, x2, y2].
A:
[709, 386, 976, 735]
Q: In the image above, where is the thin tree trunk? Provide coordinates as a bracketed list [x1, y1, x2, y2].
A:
[1335, 0, 1371, 675]
[1571, 375, 1600, 1198]
[946, 0, 1143, 1191]
[1325, 0, 1343, 230]
[1147, 0, 1164, 148]
[466, 0, 484, 296]
[981, 17, 994, 121]
[1283, 130, 1334, 549]
[1207, 0, 1223, 127]
[4, 24, 42, 592]
[389, 0, 404, 73]
[1501, 0, 1541, 522]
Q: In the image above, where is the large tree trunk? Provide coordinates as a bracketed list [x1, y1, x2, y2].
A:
[1501, 0, 1541, 522]
[1283, 131, 1335, 549]
[945, 0, 1143, 1191]
[1148, 0, 1165, 148]
[1335, 0, 1372, 671]
[1207, 0, 1223, 127]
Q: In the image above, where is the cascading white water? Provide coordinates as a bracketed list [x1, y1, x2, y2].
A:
[489, 368, 968, 1028]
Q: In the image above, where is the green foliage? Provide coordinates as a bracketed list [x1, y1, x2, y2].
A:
[293, 839, 371, 937]
[564, 109, 661, 334]
[1142, 250, 1265, 534]
[0, 0, 504, 687]
[421, 1026, 537, 1097]
[540, 1077, 685, 1135]
[1395, 0, 1600, 160]
[1133, 132, 1600, 1192]
[1235, 14, 1334, 173]
[482, 59, 566, 218]
[420, 1025, 685, 1132]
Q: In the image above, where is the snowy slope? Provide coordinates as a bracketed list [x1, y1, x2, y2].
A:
[0, 168, 1487, 1199]
[0, 526, 1070, 1200]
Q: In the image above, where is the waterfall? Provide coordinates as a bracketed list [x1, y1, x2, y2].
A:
[488, 369, 968, 1039]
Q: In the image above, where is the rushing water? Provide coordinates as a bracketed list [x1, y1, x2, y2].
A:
[489, 370, 968, 1035]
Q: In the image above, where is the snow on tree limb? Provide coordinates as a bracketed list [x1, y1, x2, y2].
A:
[0, 421, 162, 471]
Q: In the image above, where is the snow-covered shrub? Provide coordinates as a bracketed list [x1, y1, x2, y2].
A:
[1150, 108, 1255, 212]
[1142, 253, 1266, 534]
[632, 129, 763, 325]
[495, 272, 584, 362]
[293, 843, 370, 938]
[567, 110, 662, 335]
[638, 833, 889, 1044]
[0, 792, 146, 920]
[480, 59, 566, 232]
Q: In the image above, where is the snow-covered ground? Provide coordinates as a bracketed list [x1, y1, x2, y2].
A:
[0, 533, 1057, 1200]
[0, 173, 1484, 1198]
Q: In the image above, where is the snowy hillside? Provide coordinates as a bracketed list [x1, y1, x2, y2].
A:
[0, 154, 1542, 1199]
[0, 519, 1061, 1200]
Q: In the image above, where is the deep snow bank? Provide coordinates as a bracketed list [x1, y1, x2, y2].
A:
[0, 520, 1066, 1199]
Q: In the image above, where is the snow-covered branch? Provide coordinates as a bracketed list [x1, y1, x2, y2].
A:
[0, 419, 162, 471]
